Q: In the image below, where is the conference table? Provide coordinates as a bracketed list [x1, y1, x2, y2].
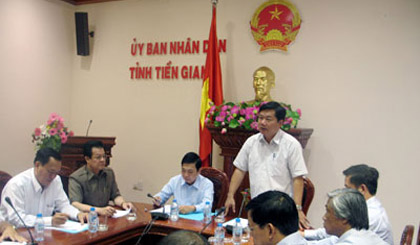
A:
[18, 202, 253, 244]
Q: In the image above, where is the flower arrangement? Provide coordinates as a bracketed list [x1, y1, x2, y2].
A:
[32, 113, 74, 152]
[205, 101, 301, 132]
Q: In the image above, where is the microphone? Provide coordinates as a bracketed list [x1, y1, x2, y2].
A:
[5, 197, 37, 245]
[146, 193, 168, 220]
[200, 207, 225, 234]
[86, 120, 93, 136]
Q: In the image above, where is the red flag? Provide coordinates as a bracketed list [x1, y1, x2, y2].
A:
[199, 4, 223, 167]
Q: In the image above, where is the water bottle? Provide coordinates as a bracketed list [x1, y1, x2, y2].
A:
[88, 207, 98, 233]
[214, 222, 225, 245]
[232, 218, 242, 245]
[170, 199, 179, 221]
[34, 213, 44, 242]
[203, 201, 211, 224]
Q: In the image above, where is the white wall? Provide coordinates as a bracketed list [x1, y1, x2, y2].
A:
[1, 0, 419, 243]
[0, 0, 74, 174]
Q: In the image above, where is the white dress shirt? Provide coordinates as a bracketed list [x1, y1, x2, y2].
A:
[304, 196, 393, 245]
[366, 196, 393, 244]
[155, 174, 214, 212]
[278, 231, 308, 244]
[0, 168, 79, 227]
[234, 129, 307, 198]
[336, 229, 388, 245]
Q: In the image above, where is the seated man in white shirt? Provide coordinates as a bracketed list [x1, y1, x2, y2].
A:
[322, 188, 387, 245]
[152, 152, 214, 214]
[246, 190, 307, 245]
[304, 164, 393, 244]
[0, 148, 88, 227]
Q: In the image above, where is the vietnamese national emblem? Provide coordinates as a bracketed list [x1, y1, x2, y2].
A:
[250, 0, 301, 52]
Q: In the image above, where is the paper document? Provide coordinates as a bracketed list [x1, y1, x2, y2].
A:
[179, 211, 215, 221]
[45, 220, 88, 234]
[112, 208, 131, 218]
[223, 217, 248, 227]
[150, 205, 171, 215]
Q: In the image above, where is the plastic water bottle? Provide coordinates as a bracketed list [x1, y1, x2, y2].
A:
[88, 207, 98, 233]
[214, 222, 225, 245]
[203, 201, 211, 224]
[34, 213, 44, 242]
[232, 218, 242, 245]
[170, 199, 179, 221]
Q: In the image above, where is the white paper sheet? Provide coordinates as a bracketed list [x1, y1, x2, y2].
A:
[150, 205, 171, 215]
[112, 208, 131, 218]
[223, 217, 248, 227]
[0, 242, 26, 245]
[45, 220, 88, 233]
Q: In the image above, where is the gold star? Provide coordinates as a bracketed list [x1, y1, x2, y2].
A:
[269, 7, 282, 21]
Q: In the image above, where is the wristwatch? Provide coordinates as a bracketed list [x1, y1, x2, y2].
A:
[296, 204, 303, 211]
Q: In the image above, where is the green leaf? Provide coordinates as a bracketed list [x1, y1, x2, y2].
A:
[228, 119, 240, 129]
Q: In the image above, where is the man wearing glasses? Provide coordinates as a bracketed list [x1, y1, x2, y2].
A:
[69, 140, 133, 217]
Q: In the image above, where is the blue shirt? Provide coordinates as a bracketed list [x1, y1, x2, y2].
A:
[154, 174, 214, 212]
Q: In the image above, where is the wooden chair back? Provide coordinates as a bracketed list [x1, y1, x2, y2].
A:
[302, 176, 315, 215]
[400, 224, 414, 245]
[199, 167, 229, 212]
[0, 171, 12, 204]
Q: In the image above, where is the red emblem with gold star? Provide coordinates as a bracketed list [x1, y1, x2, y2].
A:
[250, 0, 301, 52]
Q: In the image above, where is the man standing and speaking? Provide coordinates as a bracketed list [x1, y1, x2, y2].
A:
[224, 101, 310, 228]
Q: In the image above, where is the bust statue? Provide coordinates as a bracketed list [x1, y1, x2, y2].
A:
[251, 66, 275, 103]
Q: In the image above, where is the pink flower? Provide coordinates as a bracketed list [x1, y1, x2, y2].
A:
[49, 128, 58, 136]
[61, 134, 68, 144]
[296, 108, 302, 117]
[221, 128, 227, 134]
[240, 109, 246, 115]
[34, 128, 41, 136]
[49, 113, 59, 121]
[251, 122, 258, 129]
[68, 131, 74, 137]
[221, 105, 228, 111]
[287, 117, 293, 123]
[56, 122, 64, 130]
[245, 107, 254, 114]
[215, 116, 225, 122]
[47, 119, 53, 125]
[231, 106, 239, 115]
[209, 105, 216, 113]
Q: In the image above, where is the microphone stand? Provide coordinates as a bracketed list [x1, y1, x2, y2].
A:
[199, 207, 225, 234]
[134, 215, 159, 245]
[146, 193, 168, 220]
[5, 197, 37, 245]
